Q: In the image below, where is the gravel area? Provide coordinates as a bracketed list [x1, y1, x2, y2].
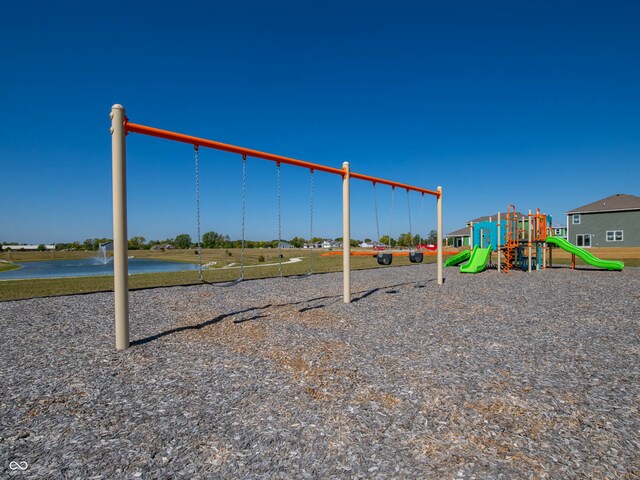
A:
[1, 265, 639, 479]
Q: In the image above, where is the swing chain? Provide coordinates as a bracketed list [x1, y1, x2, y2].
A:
[419, 193, 424, 248]
[373, 183, 381, 243]
[309, 169, 314, 273]
[194, 145, 203, 281]
[407, 189, 413, 248]
[240, 154, 247, 280]
[277, 163, 283, 276]
[389, 187, 395, 248]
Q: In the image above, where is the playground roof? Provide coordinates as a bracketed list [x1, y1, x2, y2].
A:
[567, 194, 640, 214]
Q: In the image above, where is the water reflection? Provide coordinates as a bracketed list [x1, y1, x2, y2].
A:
[0, 258, 199, 280]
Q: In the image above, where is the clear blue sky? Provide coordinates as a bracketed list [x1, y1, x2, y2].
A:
[2, 0, 639, 244]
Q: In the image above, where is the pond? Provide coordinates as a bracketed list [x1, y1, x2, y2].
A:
[0, 258, 200, 280]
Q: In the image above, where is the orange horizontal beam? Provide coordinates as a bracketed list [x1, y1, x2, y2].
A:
[349, 172, 439, 197]
[125, 122, 344, 176]
[125, 121, 440, 197]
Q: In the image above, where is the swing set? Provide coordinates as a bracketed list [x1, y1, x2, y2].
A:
[111, 104, 443, 350]
[371, 182, 427, 266]
[193, 147, 316, 285]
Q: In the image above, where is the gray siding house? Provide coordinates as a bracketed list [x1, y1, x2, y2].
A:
[567, 194, 640, 247]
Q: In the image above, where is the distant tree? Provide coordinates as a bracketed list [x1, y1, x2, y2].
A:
[311, 237, 324, 244]
[36, 244, 46, 252]
[426, 229, 437, 244]
[128, 236, 146, 250]
[174, 234, 192, 249]
[350, 239, 360, 248]
[397, 232, 413, 247]
[202, 231, 230, 249]
[289, 236, 305, 248]
[379, 235, 397, 247]
[202, 231, 216, 248]
[363, 238, 372, 244]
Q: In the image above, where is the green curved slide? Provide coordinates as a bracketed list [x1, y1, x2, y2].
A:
[546, 236, 624, 271]
[445, 249, 471, 267]
[460, 245, 492, 274]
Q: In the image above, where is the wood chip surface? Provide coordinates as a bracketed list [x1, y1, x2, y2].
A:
[1, 265, 639, 478]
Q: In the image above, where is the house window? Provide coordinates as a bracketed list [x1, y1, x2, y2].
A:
[606, 230, 623, 242]
[576, 234, 591, 247]
[572, 214, 581, 225]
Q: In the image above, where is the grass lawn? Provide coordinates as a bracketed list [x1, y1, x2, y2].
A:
[0, 248, 438, 302]
[2, 246, 636, 302]
[0, 262, 20, 273]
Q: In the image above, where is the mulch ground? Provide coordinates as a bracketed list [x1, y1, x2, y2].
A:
[1, 264, 639, 478]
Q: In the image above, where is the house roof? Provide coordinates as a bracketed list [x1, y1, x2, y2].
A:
[445, 226, 470, 237]
[567, 194, 640, 214]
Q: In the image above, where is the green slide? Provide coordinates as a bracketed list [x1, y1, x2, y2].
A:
[445, 249, 471, 267]
[546, 236, 624, 271]
[460, 245, 492, 274]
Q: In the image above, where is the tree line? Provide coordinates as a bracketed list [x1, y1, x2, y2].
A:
[1, 230, 437, 252]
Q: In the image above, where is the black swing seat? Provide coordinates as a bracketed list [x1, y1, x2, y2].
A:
[377, 253, 393, 265]
[409, 251, 424, 263]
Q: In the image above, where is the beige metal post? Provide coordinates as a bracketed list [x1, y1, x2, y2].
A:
[342, 162, 351, 303]
[111, 104, 130, 350]
[497, 212, 501, 272]
[527, 209, 532, 273]
[436, 186, 443, 285]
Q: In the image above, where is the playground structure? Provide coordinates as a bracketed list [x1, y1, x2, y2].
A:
[111, 105, 443, 350]
[472, 206, 551, 273]
[447, 204, 625, 274]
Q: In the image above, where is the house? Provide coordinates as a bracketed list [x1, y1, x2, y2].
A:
[444, 226, 470, 248]
[276, 241, 294, 249]
[322, 239, 342, 249]
[360, 240, 384, 248]
[567, 193, 640, 247]
[550, 224, 567, 239]
[150, 244, 175, 250]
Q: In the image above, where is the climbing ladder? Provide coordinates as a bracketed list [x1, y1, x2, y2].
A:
[503, 204, 518, 273]
[533, 208, 547, 242]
